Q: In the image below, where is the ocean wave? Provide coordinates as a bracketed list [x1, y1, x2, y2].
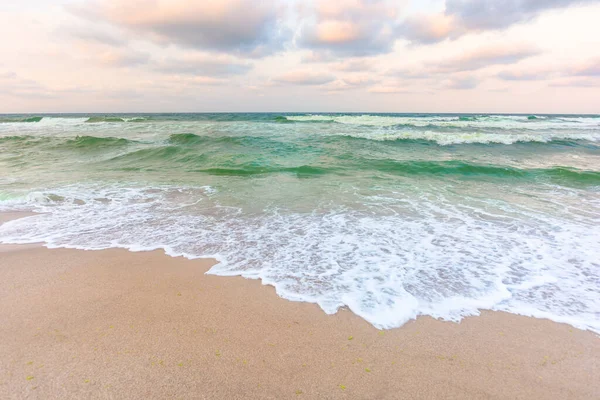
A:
[2, 130, 596, 148]
[273, 115, 294, 123]
[166, 133, 303, 152]
[2, 132, 599, 179]
[353, 160, 600, 186]
[39, 117, 89, 125]
[198, 165, 330, 177]
[0, 116, 144, 126]
[0, 134, 136, 149]
[167, 130, 600, 147]
[1, 113, 598, 132]
[0, 116, 43, 123]
[330, 130, 600, 145]
[66, 135, 133, 148]
[85, 116, 126, 123]
[84, 116, 148, 123]
[0, 135, 36, 142]
[100, 143, 600, 185]
[283, 114, 600, 130]
[1, 130, 598, 148]
[168, 133, 210, 145]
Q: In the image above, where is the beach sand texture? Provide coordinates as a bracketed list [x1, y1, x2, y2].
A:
[0, 214, 598, 399]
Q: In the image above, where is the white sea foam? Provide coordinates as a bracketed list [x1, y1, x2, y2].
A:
[327, 130, 600, 145]
[0, 117, 89, 137]
[1, 183, 599, 333]
[286, 114, 600, 131]
[36, 117, 89, 126]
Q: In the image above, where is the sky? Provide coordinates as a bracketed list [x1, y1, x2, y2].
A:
[1, 0, 599, 113]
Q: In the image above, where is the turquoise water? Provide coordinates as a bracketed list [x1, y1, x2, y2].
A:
[1, 113, 599, 331]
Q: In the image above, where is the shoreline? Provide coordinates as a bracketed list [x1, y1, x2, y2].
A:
[1, 213, 599, 399]
[2, 211, 597, 334]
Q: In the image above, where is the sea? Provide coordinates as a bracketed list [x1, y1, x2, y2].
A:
[0, 113, 599, 333]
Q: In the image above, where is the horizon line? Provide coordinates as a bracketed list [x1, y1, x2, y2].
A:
[1, 111, 599, 116]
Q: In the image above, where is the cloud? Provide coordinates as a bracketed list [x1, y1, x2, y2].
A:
[386, 68, 432, 80]
[550, 77, 600, 87]
[75, 0, 286, 57]
[573, 59, 600, 76]
[388, 44, 540, 78]
[98, 49, 150, 67]
[445, 76, 479, 89]
[154, 54, 253, 77]
[445, 0, 596, 31]
[273, 70, 335, 85]
[399, 0, 597, 44]
[298, 0, 400, 56]
[433, 45, 540, 73]
[0, 71, 54, 98]
[301, 51, 337, 63]
[367, 85, 413, 94]
[68, 26, 126, 47]
[497, 70, 551, 81]
[398, 13, 458, 44]
[322, 76, 375, 92]
[342, 76, 375, 86]
[487, 87, 510, 93]
[155, 75, 228, 88]
[0, 72, 17, 80]
[497, 59, 600, 81]
[332, 59, 374, 72]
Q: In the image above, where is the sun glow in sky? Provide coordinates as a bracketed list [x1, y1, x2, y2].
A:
[1, 0, 599, 113]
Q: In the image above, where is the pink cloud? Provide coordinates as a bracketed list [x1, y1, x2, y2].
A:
[76, 0, 286, 57]
[97, 49, 149, 67]
[314, 20, 361, 44]
[399, 13, 458, 44]
[299, 0, 400, 56]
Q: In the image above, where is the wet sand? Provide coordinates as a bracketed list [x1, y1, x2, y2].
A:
[0, 214, 599, 399]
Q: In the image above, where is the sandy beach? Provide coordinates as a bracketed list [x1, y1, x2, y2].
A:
[3, 0, 600, 397]
[0, 214, 598, 399]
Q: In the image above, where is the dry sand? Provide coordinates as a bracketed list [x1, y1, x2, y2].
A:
[0, 213, 598, 399]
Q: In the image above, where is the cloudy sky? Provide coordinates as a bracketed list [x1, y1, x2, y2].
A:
[1, 0, 599, 113]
